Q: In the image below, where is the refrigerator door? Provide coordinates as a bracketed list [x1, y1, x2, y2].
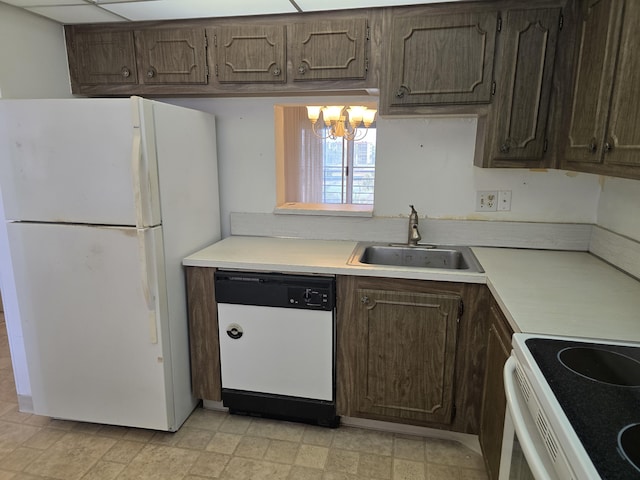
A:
[0, 98, 160, 227]
[6, 221, 176, 430]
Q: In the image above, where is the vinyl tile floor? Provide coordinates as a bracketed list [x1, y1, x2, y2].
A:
[0, 312, 488, 480]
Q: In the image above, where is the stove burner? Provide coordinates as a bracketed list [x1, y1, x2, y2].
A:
[618, 424, 640, 473]
[558, 347, 640, 386]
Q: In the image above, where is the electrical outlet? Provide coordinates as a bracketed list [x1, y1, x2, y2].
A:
[476, 191, 497, 211]
[498, 190, 512, 211]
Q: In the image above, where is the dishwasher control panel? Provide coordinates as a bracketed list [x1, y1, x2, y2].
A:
[287, 286, 332, 309]
[215, 271, 335, 311]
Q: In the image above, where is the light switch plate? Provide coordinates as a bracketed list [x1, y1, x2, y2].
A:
[498, 190, 512, 211]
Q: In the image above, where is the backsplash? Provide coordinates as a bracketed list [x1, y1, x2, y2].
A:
[231, 213, 640, 281]
[589, 226, 640, 281]
[230, 212, 592, 251]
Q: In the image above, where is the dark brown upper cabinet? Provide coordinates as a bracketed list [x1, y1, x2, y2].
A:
[382, 10, 498, 112]
[475, 7, 562, 168]
[135, 28, 208, 85]
[561, 0, 640, 179]
[290, 18, 368, 81]
[66, 11, 376, 95]
[69, 30, 138, 86]
[66, 25, 208, 93]
[209, 24, 286, 83]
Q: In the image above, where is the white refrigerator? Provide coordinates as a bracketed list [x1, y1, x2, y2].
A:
[0, 97, 220, 431]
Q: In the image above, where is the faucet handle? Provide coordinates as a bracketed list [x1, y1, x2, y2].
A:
[409, 205, 418, 215]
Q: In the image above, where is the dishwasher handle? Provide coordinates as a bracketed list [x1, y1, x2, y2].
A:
[215, 271, 335, 310]
[226, 323, 243, 340]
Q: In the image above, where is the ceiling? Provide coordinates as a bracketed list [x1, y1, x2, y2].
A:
[2, 0, 469, 24]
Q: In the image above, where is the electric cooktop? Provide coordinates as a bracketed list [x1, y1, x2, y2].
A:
[525, 337, 640, 479]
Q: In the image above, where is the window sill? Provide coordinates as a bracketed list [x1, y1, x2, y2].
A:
[274, 203, 373, 217]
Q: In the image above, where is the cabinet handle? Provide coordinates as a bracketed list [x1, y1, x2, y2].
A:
[272, 66, 281, 77]
[298, 64, 307, 75]
[604, 141, 613, 153]
[588, 139, 597, 154]
[500, 142, 510, 153]
[121, 67, 131, 78]
[146, 67, 157, 78]
[395, 87, 407, 98]
[361, 296, 370, 305]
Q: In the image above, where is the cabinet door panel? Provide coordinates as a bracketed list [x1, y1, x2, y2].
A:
[564, 0, 622, 164]
[290, 18, 368, 81]
[186, 267, 221, 401]
[355, 289, 460, 424]
[491, 8, 560, 162]
[211, 25, 286, 83]
[388, 12, 497, 106]
[479, 302, 513, 480]
[74, 30, 138, 85]
[136, 28, 208, 84]
[605, 1, 640, 167]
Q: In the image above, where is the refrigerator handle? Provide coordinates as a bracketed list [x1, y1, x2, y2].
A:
[137, 229, 158, 344]
[131, 128, 145, 229]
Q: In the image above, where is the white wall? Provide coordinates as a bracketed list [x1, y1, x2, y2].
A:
[0, 3, 73, 405]
[0, 3, 72, 99]
[597, 176, 640, 242]
[168, 97, 602, 237]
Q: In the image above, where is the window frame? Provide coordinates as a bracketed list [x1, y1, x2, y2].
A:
[275, 103, 377, 217]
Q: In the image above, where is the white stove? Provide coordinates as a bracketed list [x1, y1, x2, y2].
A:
[501, 333, 640, 480]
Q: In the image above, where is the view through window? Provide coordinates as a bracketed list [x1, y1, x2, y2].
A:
[277, 105, 376, 208]
[320, 128, 376, 204]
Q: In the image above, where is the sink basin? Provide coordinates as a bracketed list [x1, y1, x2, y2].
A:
[347, 243, 484, 273]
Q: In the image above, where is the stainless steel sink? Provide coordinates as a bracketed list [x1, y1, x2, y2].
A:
[347, 243, 484, 272]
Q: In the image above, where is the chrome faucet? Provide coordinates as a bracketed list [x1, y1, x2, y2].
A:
[408, 205, 422, 246]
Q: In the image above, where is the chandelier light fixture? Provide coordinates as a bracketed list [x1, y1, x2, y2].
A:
[306, 105, 377, 141]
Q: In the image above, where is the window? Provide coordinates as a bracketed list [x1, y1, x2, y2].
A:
[275, 105, 376, 214]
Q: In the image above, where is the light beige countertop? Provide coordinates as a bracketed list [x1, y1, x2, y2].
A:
[184, 236, 640, 343]
[183, 236, 487, 283]
[471, 247, 640, 342]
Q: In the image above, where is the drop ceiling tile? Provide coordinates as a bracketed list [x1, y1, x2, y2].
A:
[2, 0, 87, 6]
[25, 5, 127, 23]
[100, 0, 298, 20]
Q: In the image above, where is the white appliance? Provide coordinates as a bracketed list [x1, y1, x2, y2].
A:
[214, 271, 338, 427]
[501, 333, 640, 479]
[0, 97, 220, 431]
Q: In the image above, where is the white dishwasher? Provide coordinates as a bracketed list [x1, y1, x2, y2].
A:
[214, 270, 338, 427]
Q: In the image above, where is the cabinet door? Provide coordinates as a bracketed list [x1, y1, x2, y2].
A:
[290, 18, 368, 81]
[489, 8, 561, 163]
[387, 11, 498, 106]
[186, 267, 221, 401]
[354, 288, 460, 424]
[136, 28, 208, 85]
[603, 0, 640, 167]
[479, 302, 513, 480]
[210, 25, 286, 83]
[73, 30, 138, 85]
[563, 0, 622, 164]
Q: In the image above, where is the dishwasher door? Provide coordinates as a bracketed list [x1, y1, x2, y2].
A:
[217, 303, 333, 400]
[214, 271, 338, 426]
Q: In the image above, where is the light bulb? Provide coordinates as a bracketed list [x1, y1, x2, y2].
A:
[306, 106, 322, 124]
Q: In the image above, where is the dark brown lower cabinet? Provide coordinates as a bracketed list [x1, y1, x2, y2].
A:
[337, 276, 489, 434]
[185, 266, 221, 401]
[479, 299, 514, 480]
